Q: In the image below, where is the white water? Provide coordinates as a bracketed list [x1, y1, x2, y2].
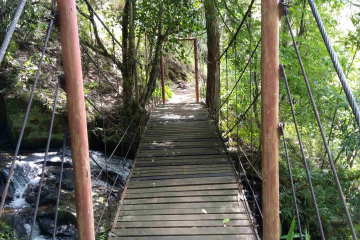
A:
[1, 148, 132, 239]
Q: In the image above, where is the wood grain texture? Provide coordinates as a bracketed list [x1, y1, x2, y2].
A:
[111, 103, 257, 239]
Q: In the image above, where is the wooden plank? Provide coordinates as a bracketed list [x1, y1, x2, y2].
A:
[125, 190, 239, 199]
[139, 143, 221, 150]
[121, 202, 243, 211]
[136, 158, 228, 165]
[126, 183, 239, 194]
[137, 154, 227, 161]
[115, 220, 251, 228]
[119, 207, 245, 216]
[118, 214, 249, 222]
[123, 195, 238, 205]
[113, 227, 253, 236]
[132, 169, 232, 177]
[142, 136, 219, 141]
[110, 103, 256, 239]
[138, 148, 222, 158]
[135, 160, 228, 167]
[130, 172, 234, 181]
[133, 164, 231, 172]
[127, 176, 236, 189]
[111, 236, 255, 240]
[135, 161, 228, 168]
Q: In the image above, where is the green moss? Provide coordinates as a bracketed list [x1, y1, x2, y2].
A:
[4, 94, 68, 148]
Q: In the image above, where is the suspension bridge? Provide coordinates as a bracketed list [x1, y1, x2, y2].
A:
[0, 0, 359, 239]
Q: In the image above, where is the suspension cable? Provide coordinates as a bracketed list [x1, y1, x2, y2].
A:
[283, 5, 357, 237]
[94, 111, 139, 181]
[214, 38, 261, 115]
[237, 145, 262, 180]
[208, 0, 256, 65]
[279, 123, 303, 240]
[0, 16, 54, 218]
[225, 92, 261, 136]
[306, 0, 360, 130]
[0, 0, 28, 64]
[84, 97, 136, 141]
[30, 78, 61, 239]
[236, 147, 263, 218]
[95, 113, 144, 232]
[81, 0, 150, 66]
[213, 0, 233, 33]
[52, 132, 69, 240]
[80, 43, 146, 113]
[280, 64, 325, 239]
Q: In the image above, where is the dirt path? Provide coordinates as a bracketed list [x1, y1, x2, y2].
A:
[167, 82, 197, 104]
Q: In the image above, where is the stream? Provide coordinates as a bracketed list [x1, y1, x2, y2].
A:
[0, 149, 132, 239]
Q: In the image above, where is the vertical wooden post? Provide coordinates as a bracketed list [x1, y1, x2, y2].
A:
[261, 0, 280, 238]
[194, 38, 199, 103]
[160, 55, 166, 104]
[57, 1, 95, 239]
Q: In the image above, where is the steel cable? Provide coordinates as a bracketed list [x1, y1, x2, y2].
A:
[84, 97, 136, 141]
[306, 0, 360, 130]
[281, 64, 325, 239]
[80, 42, 147, 114]
[237, 145, 262, 180]
[30, 78, 60, 239]
[52, 132, 69, 240]
[0, 0, 27, 64]
[225, 92, 261, 136]
[279, 123, 303, 240]
[0, 17, 54, 218]
[214, 38, 261, 115]
[95, 113, 144, 232]
[81, 0, 151, 67]
[236, 147, 263, 218]
[283, 6, 357, 237]
[94, 110, 139, 181]
[208, 0, 256, 65]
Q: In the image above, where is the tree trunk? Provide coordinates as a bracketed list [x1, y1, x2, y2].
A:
[204, 0, 220, 121]
[141, 35, 165, 106]
[121, 0, 132, 110]
[299, 0, 306, 36]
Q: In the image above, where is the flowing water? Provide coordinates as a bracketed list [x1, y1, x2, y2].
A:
[0, 149, 132, 239]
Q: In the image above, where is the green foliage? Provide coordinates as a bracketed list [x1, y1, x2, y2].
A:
[152, 85, 173, 100]
[213, 0, 359, 238]
[0, 222, 19, 240]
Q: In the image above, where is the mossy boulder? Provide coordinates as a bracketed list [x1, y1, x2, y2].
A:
[0, 93, 68, 149]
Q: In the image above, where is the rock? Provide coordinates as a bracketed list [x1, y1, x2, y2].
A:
[57, 224, 78, 239]
[0, 170, 15, 202]
[0, 93, 68, 149]
[0, 186, 14, 201]
[25, 182, 58, 206]
[38, 217, 56, 236]
[56, 169, 75, 190]
[36, 207, 78, 238]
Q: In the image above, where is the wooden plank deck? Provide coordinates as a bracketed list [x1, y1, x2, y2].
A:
[111, 103, 257, 240]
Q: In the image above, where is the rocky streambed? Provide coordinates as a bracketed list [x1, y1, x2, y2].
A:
[0, 149, 132, 239]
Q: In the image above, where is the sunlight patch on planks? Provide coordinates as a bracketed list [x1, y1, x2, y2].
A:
[111, 103, 257, 239]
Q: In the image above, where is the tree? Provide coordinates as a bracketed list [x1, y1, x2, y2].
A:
[204, 0, 220, 120]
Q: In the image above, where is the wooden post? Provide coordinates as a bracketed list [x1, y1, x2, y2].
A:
[160, 55, 166, 104]
[194, 38, 199, 102]
[261, 0, 280, 238]
[57, 1, 95, 239]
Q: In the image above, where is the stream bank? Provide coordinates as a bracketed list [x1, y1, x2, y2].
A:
[0, 149, 132, 239]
